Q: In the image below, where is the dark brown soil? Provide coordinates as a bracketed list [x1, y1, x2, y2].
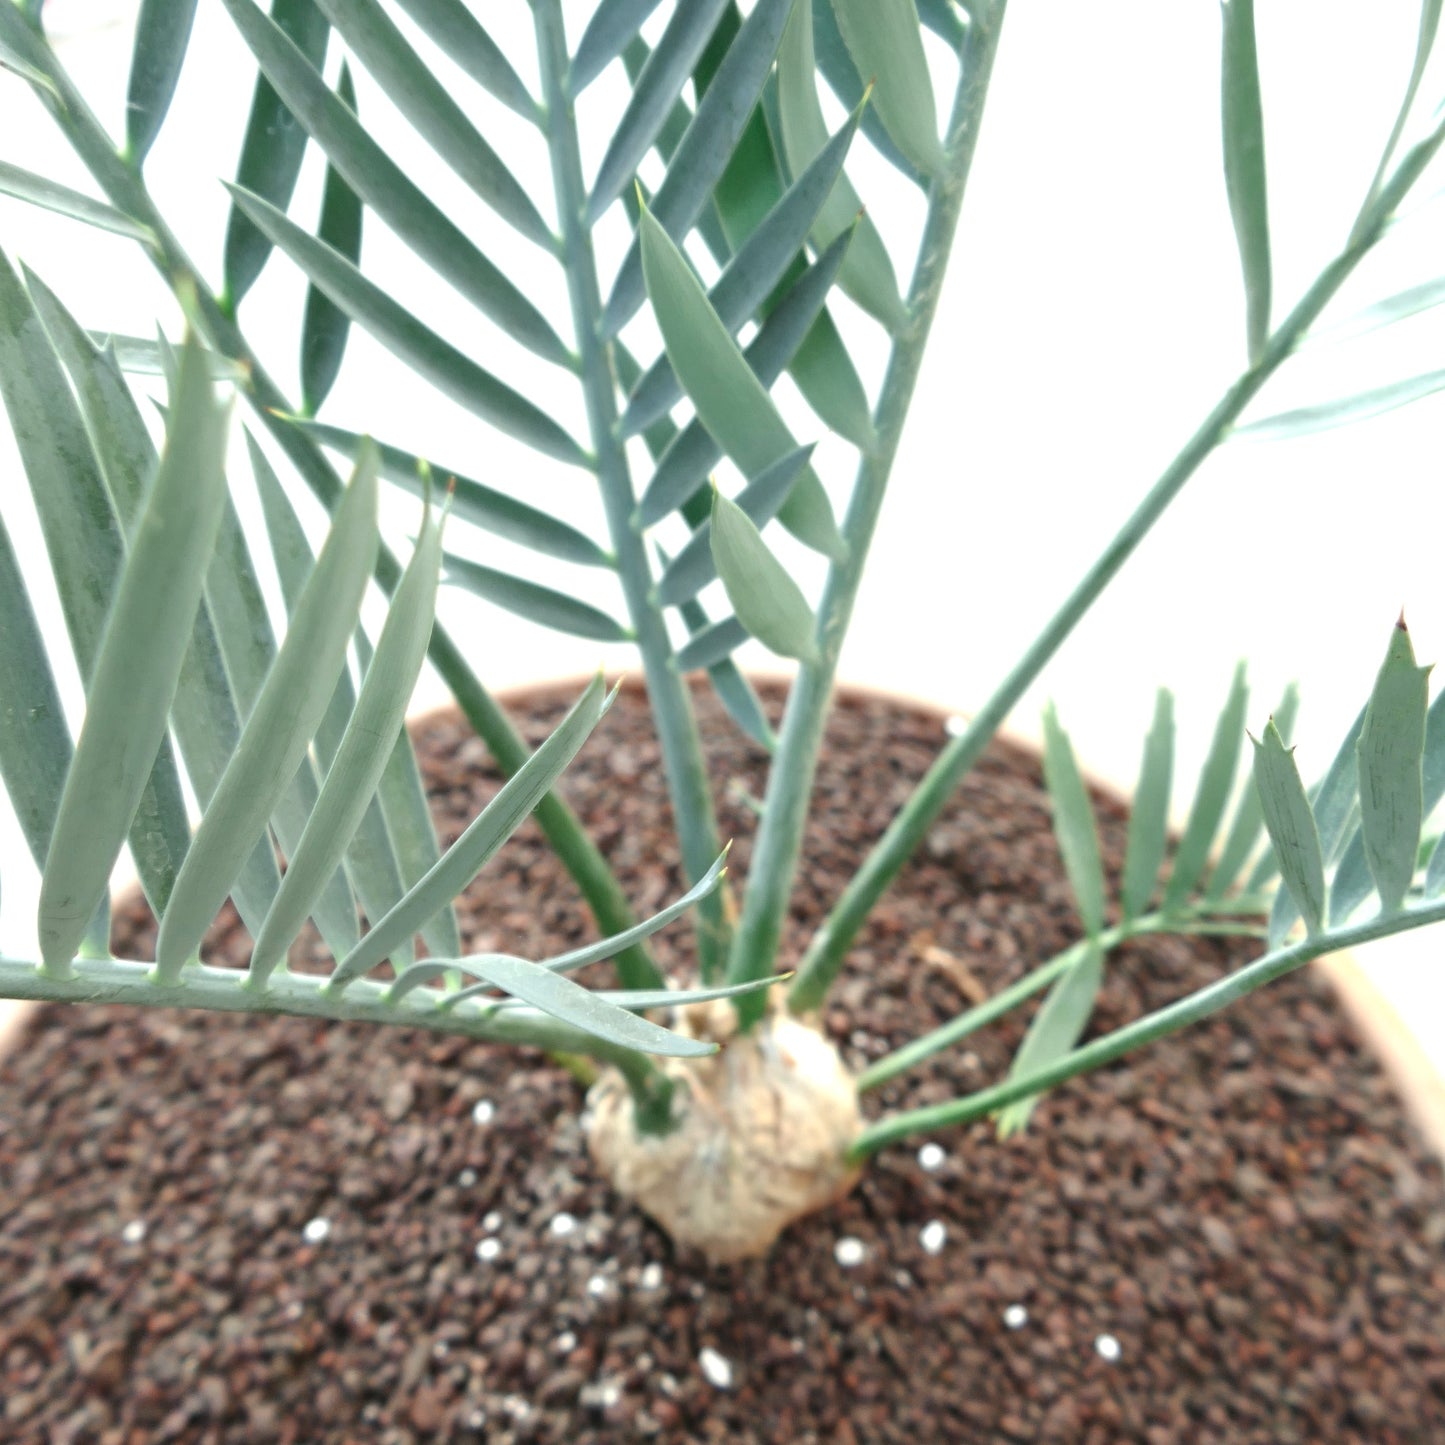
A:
[3, 681, 1444, 1444]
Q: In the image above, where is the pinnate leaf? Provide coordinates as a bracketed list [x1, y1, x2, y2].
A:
[1250, 717, 1325, 935]
[616, 104, 864, 422]
[658, 445, 814, 608]
[226, 184, 588, 466]
[391, 0, 536, 120]
[247, 498, 443, 982]
[0, 161, 153, 241]
[293, 419, 610, 567]
[1208, 681, 1298, 900]
[421, 852, 730, 1001]
[676, 614, 749, 673]
[313, 0, 553, 250]
[219, 0, 571, 368]
[1220, 0, 1271, 363]
[601, 0, 801, 335]
[154, 448, 379, 979]
[1233, 367, 1445, 442]
[0, 512, 99, 948]
[1308, 275, 1445, 347]
[223, 0, 329, 308]
[1041, 704, 1105, 937]
[398, 952, 715, 1058]
[638, 227, 855, 530]
[332, 676, 612, 985]
[39, 331, 231, 970]
[571, 0, 662, 94]
[301, 60, 361, 415]
[776, 2, 908, 330]
[1356, 618, 1431, 913]
[587, 0, 730, 222]
[0, 254, 192, 930]
[709, 491, 819, 665]
[996, 943, 1104, 1137]
[126, 0, 200, 165]
[1163, 662, 1248, 911]
[444, 555, 631, 643]
[1120, 689, 1174, 921]
[829, 0, 945, 177]
[639, 204, 842, 559]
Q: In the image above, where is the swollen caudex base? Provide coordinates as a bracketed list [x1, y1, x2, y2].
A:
[585, 998, 863, 1264]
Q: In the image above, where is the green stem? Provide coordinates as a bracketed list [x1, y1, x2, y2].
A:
[0, 5, 661, 993]
[0, 953, 676, 1076]
[848, 892, 1445, 1160]
[855, 909, 1265, 1093]
[788, 106, 1445, 1018]
[534, 0, 728, 985]
[726, 2, 1011, 1022]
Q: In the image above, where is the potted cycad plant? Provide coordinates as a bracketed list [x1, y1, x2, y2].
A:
[3, 0, 1445, 1434]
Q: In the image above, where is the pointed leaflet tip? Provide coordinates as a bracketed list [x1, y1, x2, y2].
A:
[409, 454, 434, 513]
[1250, 715, 1294, 755]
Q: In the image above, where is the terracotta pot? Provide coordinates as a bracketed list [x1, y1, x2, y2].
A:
[2, 677, 1443, 1440]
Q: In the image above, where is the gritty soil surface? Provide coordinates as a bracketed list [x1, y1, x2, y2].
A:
[3, 681, 1445, 1444]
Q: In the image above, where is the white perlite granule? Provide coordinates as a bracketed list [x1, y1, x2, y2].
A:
[698, 1347, 733, 1390]
[580, 1377, 622, 1410]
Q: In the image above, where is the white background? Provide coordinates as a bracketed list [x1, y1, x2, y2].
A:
[2, 1, 1443, 1058]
